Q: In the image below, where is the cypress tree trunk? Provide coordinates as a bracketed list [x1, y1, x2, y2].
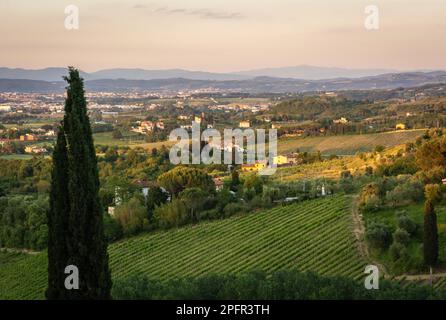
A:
[47, 67, 112, 299]
[423, 200, 439, 267]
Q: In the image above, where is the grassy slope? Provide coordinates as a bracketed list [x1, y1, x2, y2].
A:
[0, 195, 366, 300]
[278, 129, 425, 155]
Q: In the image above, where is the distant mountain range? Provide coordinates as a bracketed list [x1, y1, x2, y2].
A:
[0, 67, 247, 82]
[1, 71, 446, 93]
[0, 65, 404, 82]
[234, 65, 399, 80]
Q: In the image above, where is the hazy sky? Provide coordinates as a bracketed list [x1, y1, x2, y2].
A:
[1, 0, 445, 72]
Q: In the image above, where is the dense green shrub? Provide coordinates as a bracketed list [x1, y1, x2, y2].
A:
[393, 228, 411, 246]
[365, 223, 392, 251]
[223, 203, 246, 217]
[114, 196, 149, 235]
[397, 215, 417, 235]
[389, 242, 408, 262]
[154, 199, 188, 228]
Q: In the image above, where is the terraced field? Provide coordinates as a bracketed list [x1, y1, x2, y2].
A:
[0, 195, 367, 299]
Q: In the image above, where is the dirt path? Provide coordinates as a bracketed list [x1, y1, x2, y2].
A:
[395, 272, 446, 281]
[349, 195, 389, 278]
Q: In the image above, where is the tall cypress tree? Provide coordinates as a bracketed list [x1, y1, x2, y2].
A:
[46, 127, 70, 299]
[423, 200, 439, 267]
[47, 67, 111, 299]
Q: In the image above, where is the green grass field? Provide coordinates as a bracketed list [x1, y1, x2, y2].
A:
[278, 129, 425, 155]
[0, 195, 367, 300]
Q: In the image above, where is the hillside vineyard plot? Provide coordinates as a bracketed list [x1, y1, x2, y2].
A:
[1, 195, 368, 299]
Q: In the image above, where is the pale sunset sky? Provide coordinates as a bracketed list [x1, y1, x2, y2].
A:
[0, 0, 445, 72]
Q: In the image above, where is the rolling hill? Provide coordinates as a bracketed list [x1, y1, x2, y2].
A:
[0, 66, 397, 81]
[1, 71, 446, 93]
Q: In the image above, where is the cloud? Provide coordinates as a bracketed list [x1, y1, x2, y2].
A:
[188, 9, 243, 20]
[134, 3, 243, 20]
[133, 4, 147, 9]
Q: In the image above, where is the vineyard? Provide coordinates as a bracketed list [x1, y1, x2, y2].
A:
[1, 195, 368, 299]
[278, 129, 424, 155]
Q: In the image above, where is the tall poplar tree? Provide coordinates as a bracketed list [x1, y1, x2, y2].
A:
[47, 67, 111, 299]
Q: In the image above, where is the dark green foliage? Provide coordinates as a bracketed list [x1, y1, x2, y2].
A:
[365, 223, 392, 251]
[112, 270, 446, 300]
[223, 202, 246, 217]
[157, 166, 214, 197]
[423, 200, 438, 267]
[179, 188, 208, 222]
[230, 169, 240, 192]
[103, 213, 123, 242]
[376, 157, 419, 176]
[46, 67, 112, 300]
[397, 215, 417, 235]
[0, 157, 51, 194]
[114, 196, 149, 236]
[393, 228, 410, 246]
[0, 195, 48, 250]
[146, 186, 168, 222]
[389, 242, 407, 262]
[153, 198, 189, 228]
[215, 188, 235, 214]
[46, 127, 70, 300]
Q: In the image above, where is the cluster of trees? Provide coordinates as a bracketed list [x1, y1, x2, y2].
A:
[112, 270, 446, 300]
[366, 213, 420, 273]
[0, 157, 51, 195]
[359, 175, 425, 212]
[0, 195, 48, 250]
[362, 130, 446, 271]
[107, 167, 261, 235]
[97, 145, 172, 182]
[105, 165, 342, 239]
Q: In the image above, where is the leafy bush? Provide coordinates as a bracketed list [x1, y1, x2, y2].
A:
[393, 228, 410, 246]
[223, 203, 246, 217]
[376, 157, 418, 176]
[359, 183, 382, 212]
[365, 223, 392, 251]
[153, 199, 188, 228]
[397, 215, 417, 235]
[157, 166, 214, 197]
[103, 213, 123, 242]
[389, 242, 408, 262]
[385, 180, 424, 207]
[114, 196, 149, 235]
